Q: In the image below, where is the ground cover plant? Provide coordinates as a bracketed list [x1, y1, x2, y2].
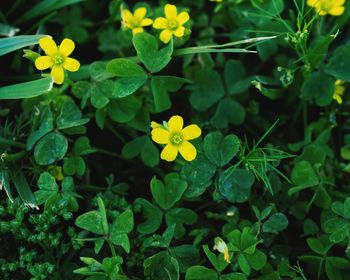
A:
[1, 0, 350, 279]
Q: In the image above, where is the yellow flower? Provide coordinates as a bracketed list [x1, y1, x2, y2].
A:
[153, 4, 190, 44]
[214, 237, 231, 264]
[151, 115, 201, 162]
[48, 166, 64, 181]
[333, 80, 346, 104]
[35, 37, 80, 85]
[121, 7, 153, 35]
[307, 0, 345, 16]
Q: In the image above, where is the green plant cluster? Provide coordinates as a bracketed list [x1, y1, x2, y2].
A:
[1, 0, 350, 279]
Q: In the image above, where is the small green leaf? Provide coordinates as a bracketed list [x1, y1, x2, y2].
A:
[63, 156, 86, 176]
[75, 210, 105, 235]
[300, 72, 335, 106]
[107, 58, 147, 77]
[151, 76, 188, 112]
[262, 213, 288, 233]
[211, 97, 246, 128]
[133, 32, 173, 73]
[189, 69, 225, 112]
[246, 250, 266, 271]
[204, 132, 240, 167]
[113, 76, 148, 98]
[134, 198, 163, 234]
[110, 233, 130, 253]
[307, 238, 330, 255]
[150, 173, 188, 210]
[218, 169, 255, 203]
[185, 266, 218, 280]
[238, 254, 251, 275]
[224, 60, 247, 94]
[56, 101, 89, 129]
[110, 208, 134, 235]
[326, 43, 350, 81]
[34, 132, 68, 165]
[144, 251, 179, 280]
[35, 172, 58, 205]
[291, 161, 319, 187]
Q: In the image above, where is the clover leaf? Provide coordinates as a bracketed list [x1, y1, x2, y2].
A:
[227, 227, 266, 275]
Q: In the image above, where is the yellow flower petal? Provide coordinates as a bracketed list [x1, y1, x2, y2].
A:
[59, 38, 75, 57]
[151, 121, 162, 129]
[134, 7, 147, 21]
[39, 37, 58, 56]
[173, 26, 185, 37]
[161, 144, 178, 161]
[165, 4, 177, 20]
[223, 250, 231, 264]
[335, 0, 345, 6]
[122, 9, 133, 23]
[307, 0, 318, 7]
[334, 94, 343, 104]
[329, 6, 345, 16]
[152, 128, 170, 144]
[141, 18, 153, 26]
[63, 57, 80, 72]
[168, 115, 183, 131]
[153, 17, 168, 29]
[177, 11, 189, 25]
[132, 27, 144, 34]
[51, 65, 65, 85]
[182, 124, 201, 140]
[318, 9, 327, 16]
[178, 141, 197, 161]
[35, 56, 53, 70]
[160, 29, 173, 44]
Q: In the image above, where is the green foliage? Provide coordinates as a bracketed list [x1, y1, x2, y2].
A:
[2, 0, 350, 279]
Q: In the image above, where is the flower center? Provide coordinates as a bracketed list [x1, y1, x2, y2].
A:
[53, 55, 64, 65]
[168, 19, 179, 30]
[130, 18, 141, 28]
[170, 132, 183, 145]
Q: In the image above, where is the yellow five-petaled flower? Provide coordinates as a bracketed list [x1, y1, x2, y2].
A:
[153, 4, 190, 44]
[307, 0, 346, 16]
[151, 115, 201, 162]
[35, 37, 80, 85]
[121, 7, 153, 34]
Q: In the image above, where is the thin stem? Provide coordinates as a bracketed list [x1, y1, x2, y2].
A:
[108, 241, 117, 257]
[0, 137, 26, 149]
[1, 150, 26, 162]
[94, 147, 124, 159]
[106, 123, 126, 144]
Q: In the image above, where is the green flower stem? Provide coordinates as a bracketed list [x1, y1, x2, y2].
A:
[106, 122, 126, 144]
[1, 150, 26, 162]
[94, 147, 124, 159]
[108, 240, 117, 257]
[0, 137, 26, 148]
[77, 184, 107, 191]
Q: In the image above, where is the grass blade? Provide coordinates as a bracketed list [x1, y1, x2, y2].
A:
[0, 77, 53, 100]
[15, 0, 85, 24]
[0, 34, 48, 56]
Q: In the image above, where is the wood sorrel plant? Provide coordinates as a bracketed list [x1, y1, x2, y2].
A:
[1, 0, 350, 279]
